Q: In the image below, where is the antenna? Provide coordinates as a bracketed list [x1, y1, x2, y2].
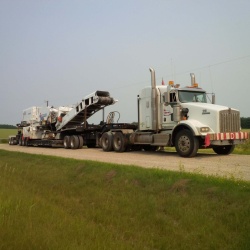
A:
[209, 65, 214, 93]
[170, 58, 176, 82]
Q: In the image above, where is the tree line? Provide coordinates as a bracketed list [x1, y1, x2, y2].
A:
[0, 124, 17, 129]
[241, 117, 250, 129]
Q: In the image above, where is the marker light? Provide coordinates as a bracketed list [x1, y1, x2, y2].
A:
[200, 127, 209, 133]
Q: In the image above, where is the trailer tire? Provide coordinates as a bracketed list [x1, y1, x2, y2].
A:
[70, 135, 80, 149]
[63, 136, 71, 149]
[175, 129, 199, 157]
[9, 138, 13, 145]
[101, 132, 113, 151]
[18, 136, 23, 146]
[24, 138, 28, 146]
[113, 132, 127, 152]
[212, 145, 235, 155]
[78, 135, 84, 149]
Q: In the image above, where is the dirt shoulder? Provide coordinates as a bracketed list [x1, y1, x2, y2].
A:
[1, 144, 250, 181]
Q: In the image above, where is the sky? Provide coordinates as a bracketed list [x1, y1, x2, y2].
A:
[1, 0, 250, 125]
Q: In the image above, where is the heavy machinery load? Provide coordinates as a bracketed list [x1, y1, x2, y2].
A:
[9, 90, 120, 148]
[99, 68, 249, 157]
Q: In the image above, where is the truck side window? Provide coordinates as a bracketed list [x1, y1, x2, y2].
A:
[170, 92, 177, 103]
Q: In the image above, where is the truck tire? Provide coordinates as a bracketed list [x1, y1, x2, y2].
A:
[63, 136, 71, 149]
[113, 132, 127, 152]
[212, 145, 235, 155]
[78, 135, 84, 149]
[70, 135, 80, 149]
[9, 138, 12, 145]
[175, 129, 199, 157]
[101, 132, 113, 151]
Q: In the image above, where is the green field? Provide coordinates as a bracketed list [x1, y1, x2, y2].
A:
[0, 150, 249, 249]
[0, 128, 17, 138]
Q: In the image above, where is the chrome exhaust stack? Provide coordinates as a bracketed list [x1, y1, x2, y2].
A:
[149, 68, 158, 131]
[149, 67, 156, 89]
[190, 73, 195, 86]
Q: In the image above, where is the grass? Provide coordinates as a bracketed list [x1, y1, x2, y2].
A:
[0, 150, 250, 249]
[0, 129, 17, 143]
[0, 128, 17, 138]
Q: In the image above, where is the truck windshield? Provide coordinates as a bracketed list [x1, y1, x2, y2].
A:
[178, 90, 207, 103]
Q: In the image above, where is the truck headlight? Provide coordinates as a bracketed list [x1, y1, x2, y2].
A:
[200, 127, 210, 132]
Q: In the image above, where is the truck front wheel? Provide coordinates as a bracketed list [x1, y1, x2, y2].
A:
[212, 145, 235, 155]
[175, 130, 199, 157]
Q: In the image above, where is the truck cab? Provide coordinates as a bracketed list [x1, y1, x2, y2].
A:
[136, 69, 248, 157]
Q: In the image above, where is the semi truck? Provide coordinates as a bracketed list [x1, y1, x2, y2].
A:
[99, 68, 249, 157]
[9, 68, 249, 157]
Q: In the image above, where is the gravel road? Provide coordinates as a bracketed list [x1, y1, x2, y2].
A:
[1, 144, 250, 181]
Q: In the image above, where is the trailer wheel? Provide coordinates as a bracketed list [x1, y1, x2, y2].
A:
[212, 145, 235, 155]
[78, 135, 84, 149]
[24, 138, 28, 146]
[19, 137, 23, 146]
[175, 129, 199, 157]
[101, 132, 113, 151]
[70, 135, 80, 149]
[113, 132, 127, 152]
[63, 136, 71, 149]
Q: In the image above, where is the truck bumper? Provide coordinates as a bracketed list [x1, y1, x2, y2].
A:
[205, 132, 249, 147]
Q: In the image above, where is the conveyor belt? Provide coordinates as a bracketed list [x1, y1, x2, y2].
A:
[56, 91, 116, 131]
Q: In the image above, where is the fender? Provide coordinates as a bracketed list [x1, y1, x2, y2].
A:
[171, 119, 209, 145]
[179, 119, 212, 136]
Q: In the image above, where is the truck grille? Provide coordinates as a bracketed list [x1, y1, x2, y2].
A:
[219, 109, 240, 132]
